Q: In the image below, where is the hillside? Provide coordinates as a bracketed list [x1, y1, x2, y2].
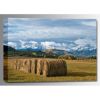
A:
[4, 45, 16, 52]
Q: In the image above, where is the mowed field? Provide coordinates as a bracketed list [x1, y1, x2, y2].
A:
[4, 58, 97, 82]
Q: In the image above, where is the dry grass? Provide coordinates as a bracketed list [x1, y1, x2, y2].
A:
[4, 58, 97, 82]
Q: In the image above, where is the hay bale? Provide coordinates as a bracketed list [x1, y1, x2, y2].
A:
[28, 59, 36, 73]
[36, 59, 41, 76]
[22, 59, 36, 73]
[36, 59, 47, 76]
[16, 59, 20, 70]
[8, 58, 67, 77]
[36, 59, 67, 77]
[34, 59, 38, 74]
[44, 59, 67, 76]
[28, 59, 32, 73]
[22, 59, 30, 73]
[16, 59, 27, 72]
[18, 59, 25, 71]
[13, 59, 17, 69]
[43, 60, 48, 77]
[29, 59, 34, 73]
[10, 59, 38, 74]
[17, 59, 23, 70]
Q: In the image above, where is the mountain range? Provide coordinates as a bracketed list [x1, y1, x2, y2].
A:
[4, 45, 96, 57]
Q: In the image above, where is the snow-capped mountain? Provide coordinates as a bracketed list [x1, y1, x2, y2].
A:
[68, 49, 96, 57]
[4, 38, 96, 57]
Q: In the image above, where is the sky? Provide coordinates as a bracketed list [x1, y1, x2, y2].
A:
[4, 18, 97, 51]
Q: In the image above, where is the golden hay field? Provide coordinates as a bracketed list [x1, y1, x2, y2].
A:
[4, 58, 97, 82]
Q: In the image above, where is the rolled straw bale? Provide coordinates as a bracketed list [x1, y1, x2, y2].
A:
[40, 59, 44, 75]
[21, 59, 27, 72]
[46, 59, 67, 76]
[43, 60, 48, 77]
[29, 59, 35, 73]
[8, 58, 67, 77]
[18, 59, 24, 71]
[16, 59, 20, 70]
[17, 59, 21, 70]
[28, 59, 36, 73]
[23, 59, 30, 73]
[34, 59, 38, 74]
[16, 59, 35, 74]
[12, 59, 17, 69]
[36, 59, 41, 76]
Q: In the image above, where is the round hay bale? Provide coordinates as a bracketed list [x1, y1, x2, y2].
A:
[10, 58, 67, 77]
[36, 59, 41, 76]
[28, 59, 36, 73]
[47, 59, 67, 76]
[34, 59, 38, 74]
[43, 60, 48, 77]
[29, 59, 35, 73]
[13, 59, 17, 69]
[19, 59, 25, 71]
[16, 59, 20, 70]
[20, 59, 28, 73]
[17, 59, 22, 70]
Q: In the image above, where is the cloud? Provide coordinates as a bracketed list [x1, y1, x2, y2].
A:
[4, 18, 96, 40]
[19, 40, 38, 49]
[81, 21, 96, 27]
[41, 41, 67, 50]
[72, 38, 96, 50]
[6, 40, 39, 49]
[7, 42, 17, 49]
[4, 25, 96, 42]
[74, 38, 96, 46]
[4, 18, 96, 51]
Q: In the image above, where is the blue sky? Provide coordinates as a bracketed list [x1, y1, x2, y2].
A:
[4, 18, 97, 51]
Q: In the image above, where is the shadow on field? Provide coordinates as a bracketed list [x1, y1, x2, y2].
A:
[67, 72, 96, 77]
[46, 72, 96, 77]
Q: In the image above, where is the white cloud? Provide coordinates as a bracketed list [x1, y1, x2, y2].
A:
[4, 18, 96, 42]
[4, 18, 96, 51]
[74, 38, 95, 46]
[72, 38, 96, 50]
[6, 25, 95, 42]
[6, 40, 39, 49]
[81, 21, 96, 27]
[7, 42, 17, 49]
[19, 40, 26, 49]
[19, 40, 38, 49]
[41, 41, 67, 50]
